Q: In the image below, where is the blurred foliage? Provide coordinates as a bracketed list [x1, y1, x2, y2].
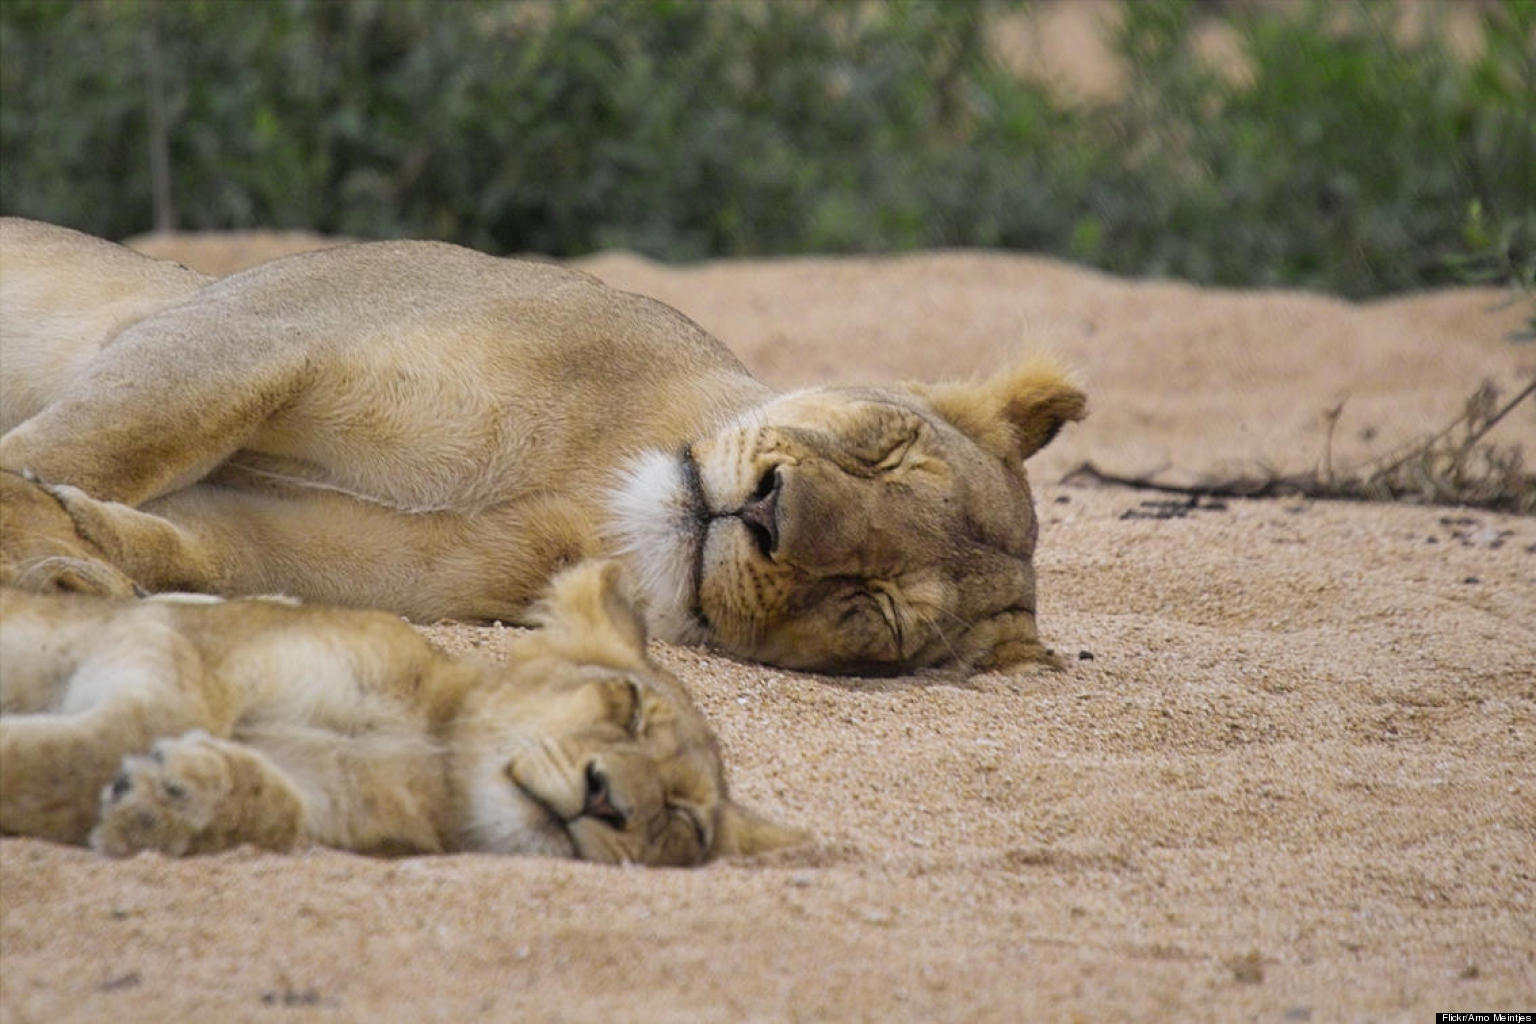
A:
[1, 0, 1531, 298]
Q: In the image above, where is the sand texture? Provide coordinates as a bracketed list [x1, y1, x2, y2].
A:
[2, 242, 1534, 1022]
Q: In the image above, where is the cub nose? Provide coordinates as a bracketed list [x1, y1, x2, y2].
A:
[738, 467, 781, 557]
[582, 762, 628, 829]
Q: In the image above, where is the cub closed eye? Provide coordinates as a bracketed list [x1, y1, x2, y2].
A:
[624, 679, 645, 734]
[675, 806, 708, 849]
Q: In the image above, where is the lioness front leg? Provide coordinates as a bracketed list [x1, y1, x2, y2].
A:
[0, 470, 139, 596]
[91, 732, 306, 857]
[39, 483, 225, 594]
[0, 303, 310, 506]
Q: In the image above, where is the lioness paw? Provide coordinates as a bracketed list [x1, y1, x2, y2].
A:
[0, 470, 140, 596]
[10, 554, 139, 597]
[40, 482, 121, 544]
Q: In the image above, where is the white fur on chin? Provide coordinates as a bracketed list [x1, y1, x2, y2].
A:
[606, 450, 707, 646]
[459, 762, 577, 858]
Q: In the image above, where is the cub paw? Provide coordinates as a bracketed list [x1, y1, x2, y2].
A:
[90, 731, 231, 857]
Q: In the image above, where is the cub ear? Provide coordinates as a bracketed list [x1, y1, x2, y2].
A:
[711, 802, 810, 860]
[909, 355, 1086, 462]
[530, 559, 649, 667]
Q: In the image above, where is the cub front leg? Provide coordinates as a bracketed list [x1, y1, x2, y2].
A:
[0, 608, 212, 844]
[92, 731, 306, 857]
[0, 715, 146, 844]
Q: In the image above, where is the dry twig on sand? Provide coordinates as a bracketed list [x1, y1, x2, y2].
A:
[1064, 377, 1536, 515]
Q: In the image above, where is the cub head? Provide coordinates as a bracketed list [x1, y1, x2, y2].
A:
[613, 357, 1086, 674]
[451, 559, 805, 865]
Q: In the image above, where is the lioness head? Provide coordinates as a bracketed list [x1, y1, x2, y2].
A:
[451, 559, 804, 865]
[613, 358, 1086, 674]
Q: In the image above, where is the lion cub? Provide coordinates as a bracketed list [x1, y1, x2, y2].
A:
[0, 561, 801, 864]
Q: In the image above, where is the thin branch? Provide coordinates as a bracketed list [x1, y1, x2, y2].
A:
[1059, 462, 1308, 500]
[1061, 377, 1536, 516]
[1462, 377, 1536, 448]
[142, 2, 175, 233]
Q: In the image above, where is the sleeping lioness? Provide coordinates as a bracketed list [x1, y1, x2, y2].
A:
[0, 560, 801, 863]
[0, 217, 1085, 673]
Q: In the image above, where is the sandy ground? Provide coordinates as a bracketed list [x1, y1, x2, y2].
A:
[1, 233, 1532, 1022]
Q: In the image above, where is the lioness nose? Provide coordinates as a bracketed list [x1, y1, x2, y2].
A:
[738, 467, 781, 557]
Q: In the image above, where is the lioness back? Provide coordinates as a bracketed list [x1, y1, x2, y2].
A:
[0, 218, 210, 431]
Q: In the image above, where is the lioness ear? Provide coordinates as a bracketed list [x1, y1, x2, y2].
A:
[711, 802, 810, 859]
[911, 355, 1086, 462]
[532, 559, 649, 666]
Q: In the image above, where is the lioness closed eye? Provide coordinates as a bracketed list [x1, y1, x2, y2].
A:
[0, 218, 1086, 673]
[0, 560, 802, 863]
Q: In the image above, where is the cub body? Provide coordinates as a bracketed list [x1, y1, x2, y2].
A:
[0, 562, 799, 863]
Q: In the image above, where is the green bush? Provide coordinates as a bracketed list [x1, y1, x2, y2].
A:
[1, 0, 1530, 298]
[1082, 0, 1536, 296]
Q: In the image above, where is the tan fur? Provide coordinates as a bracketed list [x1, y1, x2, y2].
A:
[0, 560, 802, 863]
[0, 471, 138, 598]
[0, 218, 1085, 673]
